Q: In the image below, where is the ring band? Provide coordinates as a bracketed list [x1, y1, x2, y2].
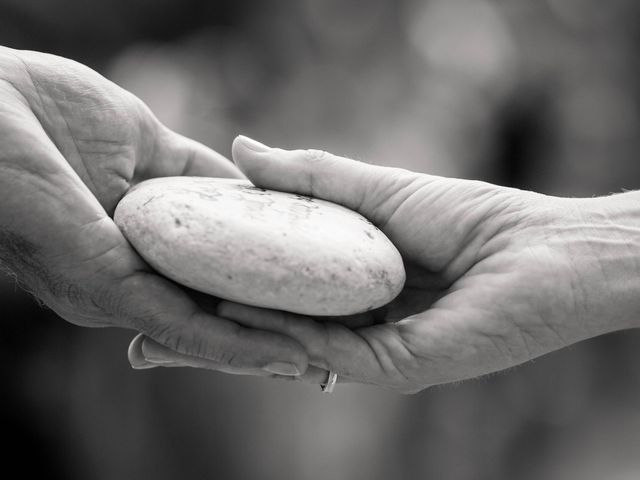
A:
[321, 371, 338, 393]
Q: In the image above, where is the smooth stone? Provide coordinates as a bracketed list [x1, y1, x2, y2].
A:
[114, 177, 405, 316]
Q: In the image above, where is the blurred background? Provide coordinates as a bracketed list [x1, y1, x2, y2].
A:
[2, 0, 640, 478]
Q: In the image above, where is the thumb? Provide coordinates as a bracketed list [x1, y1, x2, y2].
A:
[231, 135, 428, 227]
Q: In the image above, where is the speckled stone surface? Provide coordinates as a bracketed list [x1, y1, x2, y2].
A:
[114, 177, 405, 315]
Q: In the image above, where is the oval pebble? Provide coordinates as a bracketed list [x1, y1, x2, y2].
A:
[114, 177, 405, 316]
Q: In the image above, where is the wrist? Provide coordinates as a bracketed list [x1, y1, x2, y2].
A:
[559, 192, 640, 332]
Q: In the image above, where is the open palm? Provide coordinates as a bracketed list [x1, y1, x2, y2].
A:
[212, 137, 621, 392]
[0, 48, 308, 375]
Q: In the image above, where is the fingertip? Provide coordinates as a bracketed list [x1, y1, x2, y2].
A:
[141, 336, 173, 362]
[231, 135, 270, 169]
[233, 135, 271, 154]
[128, 333, 152, 369]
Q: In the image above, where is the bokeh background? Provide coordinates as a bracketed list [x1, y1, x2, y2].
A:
[2, 0, 640, 478]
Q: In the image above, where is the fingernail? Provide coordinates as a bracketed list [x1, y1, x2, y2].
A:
[142, 337, 179, 364]
[131, 361, 159, 370]
[263, 362, 300, 376]
[144, 356, 177, 365]
[237, 135, 271, 153]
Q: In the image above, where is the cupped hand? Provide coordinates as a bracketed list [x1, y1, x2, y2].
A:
[0, 48, 308, 377]
[207, 136, 640, 393]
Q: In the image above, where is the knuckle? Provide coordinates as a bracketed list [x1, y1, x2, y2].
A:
[299, 149, 334, 197]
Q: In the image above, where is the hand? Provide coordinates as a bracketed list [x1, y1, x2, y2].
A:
[206, 136, 640, 392]
[0, 48, 308, 377]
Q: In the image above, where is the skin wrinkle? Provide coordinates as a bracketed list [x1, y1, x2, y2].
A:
[131, 99, 161, 174]
[350, 160, 377, 216]
[16, 53, 144, 212]
[100, 270, 158, 326]
[396, 312, 460, 364]
[470, 327, 518, 368]
[561, 212, 615, 334]
[375, 174, 430, 232]
[182, 321, 212, 363]
[597, 203, 640, 318]
[455, 188, 517, 254]
[452, 285, 516, 359]
[516, 327, 543, 360]
[184, 313, 233, 363]
[132, 111, 162, 183]
[426, 183, 511, 279]
[522, 252, 575, 343]
[0, 229, 46, 281]
[475, 193, 532, 251]
[503, 245, 575, 344]
[384, 329, 429, 389]
[362, 169, 417, 222]
[360, 325, 411, 384]
[416, 263, 535, 369]
[0, 101, 113, 227]
[12, 54, 66, 158]
[486, 293, 522, 359]
[464, 223, 571, 349]
[563, 251, 591, 336]
[302, 149, 327, 200]
[0, 228, 79, 308]
[42, 83, 103, 198]
[61, 239, 124, 276]
[0, 174, 107, 314]
[505, 292, 549, 356]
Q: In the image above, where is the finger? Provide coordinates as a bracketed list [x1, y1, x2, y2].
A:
[128, 334, 273, 376]
[111, 271, 307, 376]
[231, 135, 430, 227]
[136, 125, 243, 181]
[215, 301, 399, 387]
